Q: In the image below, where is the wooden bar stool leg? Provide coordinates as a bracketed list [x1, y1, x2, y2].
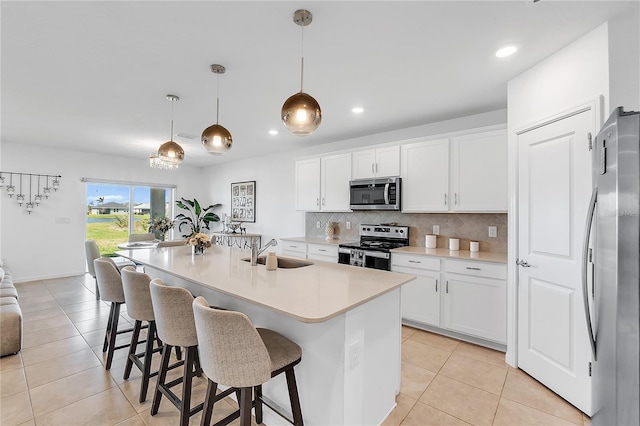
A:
[139, 321, 156, 403]
[285, 368, 303, 426]
[179, 346, 196, 426]
[105, 303, 122, 370]
[123, 320, 142, 380]
[103, 302, 115, 352]
[254, 385, 263, 424]
[239, 387, 253, 426]
[151, 343, 173, 416]
[200, 379, 218, 426]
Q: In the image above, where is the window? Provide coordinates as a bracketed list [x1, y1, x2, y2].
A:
[85, 180, 175, 256]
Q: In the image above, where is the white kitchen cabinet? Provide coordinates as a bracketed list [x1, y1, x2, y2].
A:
[392, 254, 441, 327]
[307, 243, 339, 262]
[401, 138, 450, 212]
[280, 240, 307, 259]
[352, 146, 400, 179]
[295, 153, 351, 211]
[450, 129, 507, 212]
[443, 259, 507, 344]
[393, 253, 507, 345]
[295, 158, 321, 211]
[400, 128, 507, 213]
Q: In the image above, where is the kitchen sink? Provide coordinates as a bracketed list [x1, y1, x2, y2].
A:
[242, 257, 314, 269]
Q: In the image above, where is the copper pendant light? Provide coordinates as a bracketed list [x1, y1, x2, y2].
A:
[202, 64, 233, 155]
[157, 94, 185, 167]
[281, 9, 322, 136]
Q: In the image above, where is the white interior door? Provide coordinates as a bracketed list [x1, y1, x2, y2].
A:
[517, 108, 594, 414]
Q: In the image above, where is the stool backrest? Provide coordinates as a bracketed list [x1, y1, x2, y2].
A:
[149, 278, 198, 347]
[121, 267, 154, 321]
[93, 257, 125, 303]
[193, 296, 271, 388]
[156, 240, 185, 247]
[85, 240, 101, 278]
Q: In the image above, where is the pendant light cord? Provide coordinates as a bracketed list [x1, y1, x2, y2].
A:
[216, 73, 220, 124]
[170, 98, 175, 141]
[300, 24, 305, 92]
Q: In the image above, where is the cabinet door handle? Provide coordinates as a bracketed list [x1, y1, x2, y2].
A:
[444, 193, 447, 205]
[290, 245, 297, 248]
[465, 267, 481, 271]
[446, 281, 449, 293]
[376, 163, 379, 174]
[435, 280, 438, 292]
[322, 198, 325, 206]
[371, 163, 375, 174]
[318, 248, 327, 252]
[316, 198, 320, 207]
[455, 193, 458, 205]
[408, 260, 421, 264]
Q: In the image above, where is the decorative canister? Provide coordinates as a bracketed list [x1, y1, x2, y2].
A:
[425, 235, 437, 249]
[469, 241, 480, 252]
[266, 252, 278, 271]
[449, 238, 460, 251]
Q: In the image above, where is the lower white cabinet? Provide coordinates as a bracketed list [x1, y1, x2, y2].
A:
[280, 240, 307, 259]
[392, 253, 507, 344]
[307, 243, 339, 262]
[280, 239, 340, 263]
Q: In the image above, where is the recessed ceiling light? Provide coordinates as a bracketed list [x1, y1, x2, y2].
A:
[352, 107, 364, 114]
[495, 45, 518, 58]
[269, 129, 279, 135]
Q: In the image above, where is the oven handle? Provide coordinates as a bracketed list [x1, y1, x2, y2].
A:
[363, 251, 390, 260]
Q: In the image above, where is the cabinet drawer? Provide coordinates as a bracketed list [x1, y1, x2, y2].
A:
[307, 243, 338, 258]
[391, 253, 440, 271]
[444, 259, 506, 280]
[280, 240, 307, 254]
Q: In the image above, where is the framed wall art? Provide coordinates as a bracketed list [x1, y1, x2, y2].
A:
[230, 181, 255, 222]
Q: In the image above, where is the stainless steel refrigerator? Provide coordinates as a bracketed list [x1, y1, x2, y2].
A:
[585, 107, 640, 425]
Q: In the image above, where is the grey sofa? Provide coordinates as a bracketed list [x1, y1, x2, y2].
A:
[0, 266, 22, 356]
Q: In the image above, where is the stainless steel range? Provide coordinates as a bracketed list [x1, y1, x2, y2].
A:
[338, 224, 409, 271]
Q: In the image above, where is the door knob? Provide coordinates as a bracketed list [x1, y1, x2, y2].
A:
[516, 258, 531, 267]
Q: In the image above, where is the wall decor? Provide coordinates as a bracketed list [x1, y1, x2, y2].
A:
[230, 180, 255, 222]
[0, 171, 62, 215]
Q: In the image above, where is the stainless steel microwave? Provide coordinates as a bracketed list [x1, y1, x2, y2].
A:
[349, 177, 401, 211]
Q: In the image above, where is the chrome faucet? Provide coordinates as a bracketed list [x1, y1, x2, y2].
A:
[251, 238, 278, 265]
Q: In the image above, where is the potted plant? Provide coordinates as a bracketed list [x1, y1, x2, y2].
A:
[175, 197, 221, 238]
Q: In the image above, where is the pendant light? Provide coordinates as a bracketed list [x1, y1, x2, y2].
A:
[157, 95, 185, 166]
[281, 9, 322, 136]
[202, 64, 233, 155]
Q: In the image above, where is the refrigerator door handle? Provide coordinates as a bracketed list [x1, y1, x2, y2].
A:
[582, 187, 598, 360]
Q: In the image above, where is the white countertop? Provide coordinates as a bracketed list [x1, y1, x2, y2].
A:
[116, 245, 415, 323]
[280, 236, 356, 246]
[391, 246, 508, 264]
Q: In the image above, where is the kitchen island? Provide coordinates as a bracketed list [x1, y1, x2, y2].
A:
[116, 245, 415, 426]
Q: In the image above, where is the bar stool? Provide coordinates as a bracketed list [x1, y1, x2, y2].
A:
[121, 267, 182, 403]
[192, 296, 304, 426]
[149, 278, 203, 426]
[85, 239, 135, 300]
[94, 257, 139, 370]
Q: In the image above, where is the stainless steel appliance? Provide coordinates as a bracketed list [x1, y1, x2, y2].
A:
[338, 224, 409, 271]
[349, 177, 401, 211]
[584, 107, 639, 425]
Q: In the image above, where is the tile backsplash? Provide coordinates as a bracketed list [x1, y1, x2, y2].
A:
[306, 212, 508, 253]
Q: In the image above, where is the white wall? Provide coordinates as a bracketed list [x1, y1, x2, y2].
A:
[506, 22, 612, 367]
[608, 3, 640, 112]
[1, 143, 204, 281]
[201, 109, 508, 248]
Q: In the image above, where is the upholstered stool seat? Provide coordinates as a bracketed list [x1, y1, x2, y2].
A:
[193, 296, 303, 426]
[0, 297, 22, 356]
[149, 278, 203, 426]
[94, 257, 140, 370]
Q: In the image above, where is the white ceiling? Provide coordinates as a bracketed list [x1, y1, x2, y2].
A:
[1, 1, 634, 167]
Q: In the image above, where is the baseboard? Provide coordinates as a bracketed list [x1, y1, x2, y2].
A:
[12, 271, 87, 284]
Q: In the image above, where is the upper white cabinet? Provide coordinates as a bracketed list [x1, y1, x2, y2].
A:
[352, 146, 400, 179]
[401, 139, 450, 212]
[451, 129, 507, 212]
[295, 153, 351, 211]
[401, 129, 507, 213]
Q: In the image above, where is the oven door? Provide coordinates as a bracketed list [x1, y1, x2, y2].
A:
[363, 250, 391, 271]
[349, 177, 401, 210]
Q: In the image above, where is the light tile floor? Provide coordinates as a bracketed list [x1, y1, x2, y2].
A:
[1, 274, 590, 425]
